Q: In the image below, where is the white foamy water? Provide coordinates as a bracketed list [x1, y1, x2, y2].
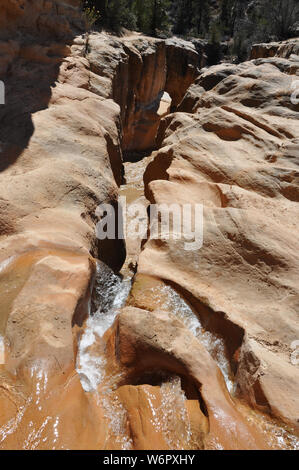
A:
[76, 262, 231, 448]
[0, 335, 4, 364]
[160, 376, 192, 449]
[75, 263, 299, 450]
[244, 409, 299, 450]
[76, 263, 133, 449]
[0, 256, 14, 274]
[77, 263, 131, 393]
[100, 378, 133, 450]
[0, 335, 5, 365]
[0, 403, 28, 444]
[147, 284, 235, 393]
[143, 375, 192, 449]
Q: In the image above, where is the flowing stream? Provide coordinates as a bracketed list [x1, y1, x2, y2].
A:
[76, 152, 235, 419]
[77, 262, 131, 393]
[143, 283, 235, 393]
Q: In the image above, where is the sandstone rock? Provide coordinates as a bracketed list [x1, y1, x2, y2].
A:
[0, 1, 202, 449]
[133, 47, 299, 436]
[86, 33, 199, 152]
[251, 38, 299, 59]
[0, 0, 298, 451]
[112, 306, 272, 450]
[165, 38, 199, 108]
[0, 0, 84, 40]
[0, 1, 125, 449]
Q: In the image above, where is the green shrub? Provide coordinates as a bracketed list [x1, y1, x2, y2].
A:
[83, 4, 101, 28]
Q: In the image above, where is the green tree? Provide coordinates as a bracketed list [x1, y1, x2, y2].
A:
[265, 0, 299, 39]
[83, 0, 136, 31]
[133, 0, 154, 34]
[172, 0, 210, 37]
[81, 0, 299, 51]
[132, 0, 170, 36]
[220, 0, 237, 36]
[150, 0, 171, 35]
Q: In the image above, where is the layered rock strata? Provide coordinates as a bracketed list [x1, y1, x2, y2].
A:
[131, 41, 299, 438]
[0, 0, 298, 451]
[0, 0, 200, 449]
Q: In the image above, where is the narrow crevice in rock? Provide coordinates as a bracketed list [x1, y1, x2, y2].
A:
[164, 279, 245, 376]
[1, 1, 298, 449]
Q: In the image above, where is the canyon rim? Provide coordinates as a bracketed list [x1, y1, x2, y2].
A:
[0, 0, 298, 453]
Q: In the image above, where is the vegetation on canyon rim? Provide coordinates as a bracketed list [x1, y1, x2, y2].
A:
[0, 0, 298, 450]
[82, 0, 299, 60]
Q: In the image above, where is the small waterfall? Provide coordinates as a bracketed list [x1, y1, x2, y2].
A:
[100, 378, 133, 450]
[77, 262, 131, 393]
[76, 262, 133, 450]
[159, 376, 192, 449]
[146, 283, 235, 393]
[144, 375, 192, 449]
[76, 262, 232, 449]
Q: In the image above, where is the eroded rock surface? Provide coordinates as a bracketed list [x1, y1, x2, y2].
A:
[251, 38, 299, 59]
[0, 0, 298, 451]
[86, 33, 199, 152]
[133, 43, 299, 438]
[0, 1, 202, 450]
[0, 0, 124, 450]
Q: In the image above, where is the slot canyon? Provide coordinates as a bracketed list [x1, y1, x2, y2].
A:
[0, 0, 298, 450]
